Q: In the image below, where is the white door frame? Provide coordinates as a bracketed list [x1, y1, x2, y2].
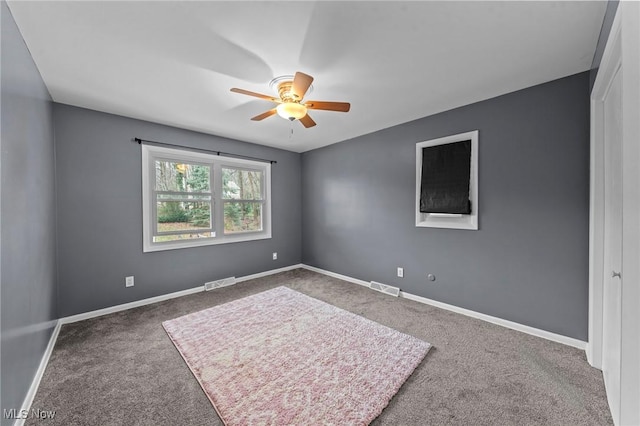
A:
[588, 2, 640, 425]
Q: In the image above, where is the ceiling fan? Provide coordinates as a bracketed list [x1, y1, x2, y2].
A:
[230, 72, 350, 128]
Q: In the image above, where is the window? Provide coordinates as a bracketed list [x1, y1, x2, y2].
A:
[142, 145, 271, 252]
[222, 167, 264, 234]
[415, 130, 478, 230]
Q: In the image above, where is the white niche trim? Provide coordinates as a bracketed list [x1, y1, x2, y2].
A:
[415, 130, 478, 230]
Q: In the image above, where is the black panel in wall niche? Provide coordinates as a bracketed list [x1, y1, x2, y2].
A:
[420, 140, 471, 214]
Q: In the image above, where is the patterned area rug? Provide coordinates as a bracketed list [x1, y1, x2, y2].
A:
[163, 286, 431, 425]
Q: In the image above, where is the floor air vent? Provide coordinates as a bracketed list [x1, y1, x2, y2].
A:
[369, 281, 400, 297]
[204, 277, 236, 291]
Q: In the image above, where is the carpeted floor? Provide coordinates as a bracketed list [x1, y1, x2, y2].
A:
[26, 269, 612, 425]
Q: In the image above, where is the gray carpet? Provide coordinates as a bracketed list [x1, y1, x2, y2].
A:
[26, 269, 612, 425]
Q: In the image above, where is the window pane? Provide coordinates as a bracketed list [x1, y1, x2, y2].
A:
[155, 160, 210, 193]
[222, 168, 262, 200]
[224, 202, 262, 233]
[156, 201, 211, 232]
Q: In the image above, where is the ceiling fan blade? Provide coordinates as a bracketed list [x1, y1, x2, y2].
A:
[304, 101, 351, 112]
[291, 72, 314, 100]
[251, 109, 277, 121]
[231, 88, 280, 103]
[299, 114, 316, 128]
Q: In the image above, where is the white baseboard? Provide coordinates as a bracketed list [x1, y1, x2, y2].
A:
[301, 264, 370, 287]
[59, 286, 204, 325]
[399, 290, 587, 350]
[16, 263, 303, 422]
[18, 261, 586, 425]
[15, 320, 62, 426]
[301, 264, 587, 350]
[60, 264, 303, 325]
[236, 264, 303, 284]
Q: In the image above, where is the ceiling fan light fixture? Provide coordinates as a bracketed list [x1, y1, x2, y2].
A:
[276, 102, 307, 121]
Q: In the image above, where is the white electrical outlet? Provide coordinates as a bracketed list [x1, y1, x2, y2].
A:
[125, 276, 134, 287]
[272, 252, 278, 260]
[397, 267, 404, 278]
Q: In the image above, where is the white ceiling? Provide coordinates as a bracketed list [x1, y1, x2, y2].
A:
[7, 1, 606, 153]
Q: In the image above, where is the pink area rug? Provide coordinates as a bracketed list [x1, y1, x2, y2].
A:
[162, 286, 431, 425]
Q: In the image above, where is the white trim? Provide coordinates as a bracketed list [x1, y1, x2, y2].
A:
[590, 0, 623, 371]
[415, 130, 479, 230]
[589, 4, 640, 425]
[235, 264, 303, 284]
[588, 93, 607, 368]
[301, 264, 370, 288]
[59, 264, 302, 325]
[15, 321, 62, 426]
[399, 291, 586, 350]
[301, 264, 587, 350]
[141, 144, 272, 253]
[59, 286, 205, 325]
[588, 10, 621, 367]
[618, 3, 640, 424]
[15, 264, 302, 423]
[18, 262, 588, 423]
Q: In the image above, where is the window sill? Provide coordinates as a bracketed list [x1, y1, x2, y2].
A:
[416, 214, 477, 230]
[143, 232, 272, 252]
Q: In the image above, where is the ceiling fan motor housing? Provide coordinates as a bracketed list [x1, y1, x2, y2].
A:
[277, 81, 297, 102]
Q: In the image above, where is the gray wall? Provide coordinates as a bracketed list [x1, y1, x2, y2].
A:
[1, 1, 58, 422]
[302, 72, 590, 340]
[53, 104, 301, 317]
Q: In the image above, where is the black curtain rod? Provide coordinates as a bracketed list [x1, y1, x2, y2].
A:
[133, 137, 277, 164]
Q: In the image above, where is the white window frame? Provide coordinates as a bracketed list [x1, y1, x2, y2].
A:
[142, 144, 271, 252]
[415, 130, 478, 230]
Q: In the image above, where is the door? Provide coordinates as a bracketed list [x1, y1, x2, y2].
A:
[601, 65, 623, 424]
